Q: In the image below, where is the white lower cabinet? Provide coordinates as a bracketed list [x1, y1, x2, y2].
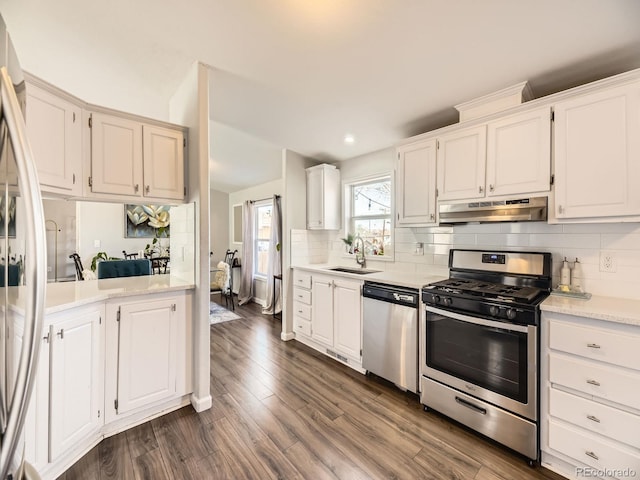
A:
[49, 305, 104, 460]
[105, 292, 187, 423]
[541, 311, 640, 478]
[20, 290, 192, 479]
[295, 270, 363, 368]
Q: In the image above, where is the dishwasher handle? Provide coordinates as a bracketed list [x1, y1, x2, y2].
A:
[362, 283, 418, 307]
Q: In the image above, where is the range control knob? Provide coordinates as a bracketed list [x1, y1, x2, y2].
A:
[489, 305, 499, 317]
[442, 297, 452, 307]
[431, 295, 440, 304]
[505, 308, 517, 320]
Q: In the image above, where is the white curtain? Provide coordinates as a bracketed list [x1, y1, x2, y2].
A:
[262, 195, 282, 315]
[238, 200, 255, 305]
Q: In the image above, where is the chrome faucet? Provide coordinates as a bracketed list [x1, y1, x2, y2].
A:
[353, 235, 366, 268]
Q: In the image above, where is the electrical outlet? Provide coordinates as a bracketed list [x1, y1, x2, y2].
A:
[94, 239, 101, 248]
[599, 252, 616, 273]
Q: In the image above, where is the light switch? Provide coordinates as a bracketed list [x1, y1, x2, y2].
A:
[94, 240, 101, 248]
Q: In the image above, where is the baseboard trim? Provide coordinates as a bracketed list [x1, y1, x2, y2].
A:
[190, 393, 212, 412]
[281, 331, 295, 341]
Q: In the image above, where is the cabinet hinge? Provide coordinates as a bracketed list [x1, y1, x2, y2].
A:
[72, 173, 76, 185]
[99, 315, 102, 325]
[73, 112, 76, 123]
[88, 116, 92, 128]
[360, 349, 362, 357]
[183, 138, 186, 147]
[183, 186, 186, 196]
[98, 410, 101, 418]
[88, 176, 92, 187]
[171, 303, 176, 312]
[397, 152, 400, 160]
[114, 399, 118, 411]
[436, 188, 439, 198]
[550, 110, 555, 122]
[550, 174, 555, 186]
[436, 139, 440, 149]
[117, 307, 121, 322]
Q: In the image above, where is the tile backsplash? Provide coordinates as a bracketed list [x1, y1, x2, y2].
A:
[285, 221, 640, 300]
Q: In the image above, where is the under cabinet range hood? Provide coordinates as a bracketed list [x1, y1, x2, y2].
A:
[439, 196, 548, 224]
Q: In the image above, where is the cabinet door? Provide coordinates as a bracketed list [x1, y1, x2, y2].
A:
[306, 167, 324, 229]
[396, 139, 437, 226]
[333, 278, 362, 360]
[486, 107, 551, 197]
[23, 332, 50, 471]
[311, 275, 334, 346]
[436, 125, 487, 201]
[142, 125, 185, 200]
[50, 306, 103, 461]
[26, 83, 81, 194]
[90, 112, 143, 196]
[117, 298, 178, 415]
[554, 81, 640, 219]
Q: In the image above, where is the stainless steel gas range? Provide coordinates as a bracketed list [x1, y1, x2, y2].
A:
[420, 249, 552, 463]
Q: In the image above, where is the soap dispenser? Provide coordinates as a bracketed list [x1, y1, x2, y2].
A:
[560, 257, 571, 286]
[571, 258, 583, 293]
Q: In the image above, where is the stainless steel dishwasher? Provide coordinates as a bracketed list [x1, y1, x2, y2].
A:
[362, 282, 419, 393]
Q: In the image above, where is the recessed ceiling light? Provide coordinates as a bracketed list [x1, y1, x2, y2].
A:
[344, 134, 355, 144]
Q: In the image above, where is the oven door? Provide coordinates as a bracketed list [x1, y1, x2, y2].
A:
[423, 306, 537, 420]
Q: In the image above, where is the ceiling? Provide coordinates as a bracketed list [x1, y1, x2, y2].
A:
[2, 1, 640, 193]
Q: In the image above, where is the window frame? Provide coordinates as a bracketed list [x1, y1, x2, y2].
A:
[253, 200, 272, 279]
[343, 174, 394, 261]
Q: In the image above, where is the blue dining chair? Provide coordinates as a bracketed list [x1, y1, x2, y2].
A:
[97, 259, 152, 279]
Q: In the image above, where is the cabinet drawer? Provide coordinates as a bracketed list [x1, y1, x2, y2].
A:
[293, 271, 311, 290]
[293, 288, 311, 305]
[550, 320, 640, 371]
[550, 388, 640, 449]
[548, 419, 640, 475]
[294, 317, 311, 336]
[293, 302, 311, 321]
[550, 353, 640, 411]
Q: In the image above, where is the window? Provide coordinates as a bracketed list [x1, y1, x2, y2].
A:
[348, 176, 392, 257]
[254, 202, 272, 277]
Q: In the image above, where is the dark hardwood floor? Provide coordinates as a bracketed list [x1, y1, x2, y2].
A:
[59, 300, 564, 480]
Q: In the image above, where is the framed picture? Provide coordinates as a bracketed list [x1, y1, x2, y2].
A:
[0, 196, 16, 238]
[124, 204, 171, 238]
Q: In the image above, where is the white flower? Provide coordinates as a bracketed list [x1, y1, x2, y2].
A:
[127, 206, 148, 225]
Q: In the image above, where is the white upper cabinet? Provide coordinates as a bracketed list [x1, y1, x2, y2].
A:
[25, 82, 82, 195]
[436, 125, 487, 201]
[553, 80, 640, 219]
[486, 106, 551, 197]
[306, 164, 340, 230]
[90, 113, 143, 196]
[90, 112, 186, 202]
[436, 108, 551, 203]
[396, 139, 437, 226]
[143, 125, 185, 200]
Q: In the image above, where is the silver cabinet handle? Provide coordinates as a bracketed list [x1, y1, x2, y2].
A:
[429, 213, 435, 221]
[145, 185, 150, 194]
[0, 66, 47, 480]
[478, 185, 484, 194]
[558, 205, 564, 214]
[587, 379, 601, 386]
[586, 415, 601, 423]
[489, 184, 494, 192]
[57, 329, 64, 339]
[585, 451, 599, 461]
[587, 343, 601, 349]
[134, 184, 139, 193]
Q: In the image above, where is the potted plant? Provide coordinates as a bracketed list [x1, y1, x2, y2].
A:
[341, 233, 354, 254]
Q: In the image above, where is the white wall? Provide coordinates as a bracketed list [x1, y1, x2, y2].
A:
[209, 189, 229, 262]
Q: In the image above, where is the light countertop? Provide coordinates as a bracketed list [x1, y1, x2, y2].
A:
[6, 274, 195, 315]
[292, 264, 447, 290]
[541, 294, 640, 327]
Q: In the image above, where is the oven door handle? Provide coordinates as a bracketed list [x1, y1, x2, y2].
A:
[426, 306, 530, 333]
[455, 396, 487, 415]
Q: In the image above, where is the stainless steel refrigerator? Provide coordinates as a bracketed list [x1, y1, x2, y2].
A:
[0, 12, 47, 480]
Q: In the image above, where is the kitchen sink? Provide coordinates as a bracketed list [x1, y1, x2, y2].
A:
[327, 267, 380, 275]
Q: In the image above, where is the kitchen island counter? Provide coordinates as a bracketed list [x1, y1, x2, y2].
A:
[7, 274, 195, 315]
